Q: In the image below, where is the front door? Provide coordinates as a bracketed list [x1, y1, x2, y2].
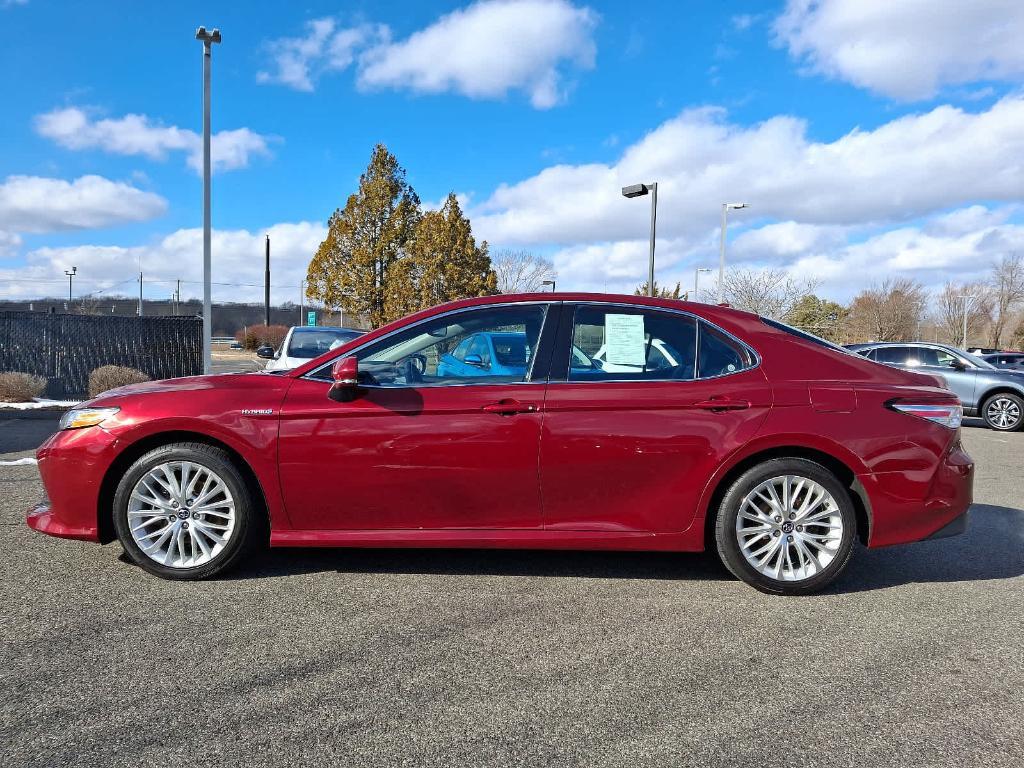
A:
[278, 303, 552, 530]
[540, 303, 772, 532]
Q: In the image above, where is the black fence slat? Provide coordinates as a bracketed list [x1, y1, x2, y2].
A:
[0, 311, 203, 399]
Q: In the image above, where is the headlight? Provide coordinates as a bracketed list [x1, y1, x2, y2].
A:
[59, 407, 120, 431]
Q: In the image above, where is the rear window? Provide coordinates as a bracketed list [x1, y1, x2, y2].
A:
[761, 317, 854, 355]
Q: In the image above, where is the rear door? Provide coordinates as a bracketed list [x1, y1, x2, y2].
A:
[539, 303, 772, 532]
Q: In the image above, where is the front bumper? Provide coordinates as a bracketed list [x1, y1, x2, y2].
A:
[25, 426, 119, 544]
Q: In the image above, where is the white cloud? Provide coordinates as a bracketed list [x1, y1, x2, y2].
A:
[259, 0, 598, 109]
[35, 107, 274, 174]
[358, 0, 598, 108]
[256, 18, 387, 91]
[472, 95, 1024, 248]
[774, 0, 1024, 100]
[0, 175, 167, 235]
[0, 222, 326, 303]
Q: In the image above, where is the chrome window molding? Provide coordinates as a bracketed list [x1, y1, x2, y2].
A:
[554, 301, 761, 385]
[302, 300, 555, 386]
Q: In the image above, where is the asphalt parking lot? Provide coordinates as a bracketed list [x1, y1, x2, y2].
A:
[1, 418, 1021, 767]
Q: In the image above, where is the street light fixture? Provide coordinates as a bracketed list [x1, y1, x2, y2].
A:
[718, 202, 749, 302]
[64, 266, 77, 305]
[693, 267, 712, 302]
[541, 279, 556, 292]
[196, 25, 222, 374]
[622, 182, 658, 297]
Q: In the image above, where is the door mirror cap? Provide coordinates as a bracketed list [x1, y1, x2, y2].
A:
[255, 345, 276, 359]
[328, 357, 361, 402]
[464, 354, 485, 367]
[949, 359, 968, 371]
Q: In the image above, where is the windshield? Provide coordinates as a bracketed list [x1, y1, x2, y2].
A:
[760, 317, 856, 355]
[287, 329, 362, 359]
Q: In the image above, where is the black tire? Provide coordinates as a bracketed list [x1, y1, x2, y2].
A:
[112, 442, 259, 580]
[714, 457, 857, 596]
[981, 392, 1024, 432]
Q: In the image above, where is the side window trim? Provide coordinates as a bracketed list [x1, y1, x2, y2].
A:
[302, 301, 559, 386]
[548, 301, 757, 384]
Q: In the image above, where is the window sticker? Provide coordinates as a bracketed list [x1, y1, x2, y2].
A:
[604, 313, 646, 366]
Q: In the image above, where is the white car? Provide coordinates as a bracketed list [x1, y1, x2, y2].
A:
[259, 326, 365, 371]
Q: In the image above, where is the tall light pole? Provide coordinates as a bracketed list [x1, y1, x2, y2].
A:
[693, 267, 711, 302]
[955, 294, 974, 349]
[541, 279, 556, 292]
[64, 266, 77, 305]
[622, 182, 658, 297]
[718, 202, 748, 302]
[196, 25, 221, 374]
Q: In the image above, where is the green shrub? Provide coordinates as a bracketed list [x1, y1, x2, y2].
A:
[88, 366, 150, 398]
[0, 372, 47, 402]
[234, 324, 289, 351]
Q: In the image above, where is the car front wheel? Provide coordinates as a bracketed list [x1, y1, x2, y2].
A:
[982, 392, 1024, 431]
[112, 442, 259, 580]
[715, 458, 857, 595]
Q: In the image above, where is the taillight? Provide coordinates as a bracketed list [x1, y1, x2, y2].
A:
[888, 399, 963, 429]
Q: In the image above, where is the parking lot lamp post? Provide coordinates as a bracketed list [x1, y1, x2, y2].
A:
[693, 267, 711, 302]
[196, 26, 221, 374]
[541, 279, 556, 292]
[622, 182, 658, 297]
[64, 266, 77, 305]
[718, 202, 748, 302]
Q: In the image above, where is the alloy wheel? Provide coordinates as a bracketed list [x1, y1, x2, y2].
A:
[127, 461, 236, 568]
[986, 397, 1021, 429]
[735, 474, 844, 582]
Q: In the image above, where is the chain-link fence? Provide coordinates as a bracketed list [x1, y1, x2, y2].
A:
[0, 311, 202, 399]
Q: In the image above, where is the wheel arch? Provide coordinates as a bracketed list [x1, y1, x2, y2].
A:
[96, 430, 271, 545]
[977, 386, 1024, 410]
[700, 444, 872, 551]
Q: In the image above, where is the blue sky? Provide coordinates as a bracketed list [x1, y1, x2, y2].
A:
[1, 0, 1023, 305]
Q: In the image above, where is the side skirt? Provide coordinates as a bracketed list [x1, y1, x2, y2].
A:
[270, 528, 703, 552]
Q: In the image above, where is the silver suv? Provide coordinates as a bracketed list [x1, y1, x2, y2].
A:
[847, 341, 1024, 431]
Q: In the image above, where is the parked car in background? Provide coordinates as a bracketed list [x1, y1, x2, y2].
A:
[968, 347, 1000, 356]
[847, 341, 1024, 431]
[29, 294, 972, 595]
[979, 352, 1024, 370]
[259, 326, 365, 371]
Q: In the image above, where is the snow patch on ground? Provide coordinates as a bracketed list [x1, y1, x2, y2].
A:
[0, 457, 38, 466]
[0, 399, 80, 410]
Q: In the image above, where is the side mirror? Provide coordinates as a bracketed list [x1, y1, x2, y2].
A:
[256, 344, 276, 360]
[949, 359, 968, 371]
[464, 354, 486, 367]
[328, 357, 361, 402]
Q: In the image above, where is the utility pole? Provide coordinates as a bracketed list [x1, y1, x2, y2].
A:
[299, 278, 305, 326]
[175, 279, 181, 315]
[956, 294, 974, 349]
[264, 234, 271, 327]
[138, 271, 144, 316]
[621, 182, 658, 297]
[718, 202, 749, 303]
[196, 26, 221, 374]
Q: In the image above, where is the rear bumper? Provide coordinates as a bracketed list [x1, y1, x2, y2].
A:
[863, 439, 974, 548]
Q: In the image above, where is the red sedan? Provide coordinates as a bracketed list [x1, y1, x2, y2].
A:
[27, 294, 973, 595]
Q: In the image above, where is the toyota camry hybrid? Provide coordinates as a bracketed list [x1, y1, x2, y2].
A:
[27, 294, 974, 595]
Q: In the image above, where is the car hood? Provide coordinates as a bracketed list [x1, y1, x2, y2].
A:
[84, 372, 276, 406]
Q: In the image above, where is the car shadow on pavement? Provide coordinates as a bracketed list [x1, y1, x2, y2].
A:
[227, 503, 1024, 590]
[835, 503, 1024, 593]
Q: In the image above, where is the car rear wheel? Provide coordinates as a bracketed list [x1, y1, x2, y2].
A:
[981, 393, 1024, 431]
[112, 442, 259, 580]
[715, 458, 857, 595]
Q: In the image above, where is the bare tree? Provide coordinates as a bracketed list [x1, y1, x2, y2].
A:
[846, 278, 927, 342]
[491, 249, 556, 293]
[987, 254, 1024, 347]
[937, 281, 993, 348]
[722, 268, 817, 320]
